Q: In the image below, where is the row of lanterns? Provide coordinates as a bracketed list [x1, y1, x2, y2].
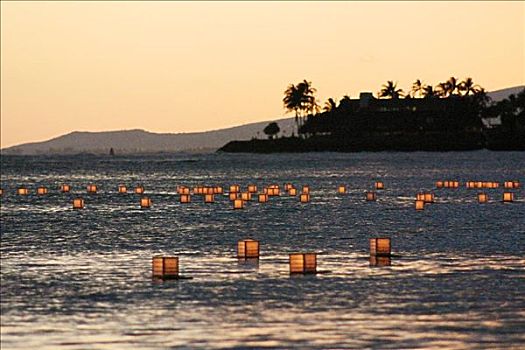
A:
[152, 237, 393, 279]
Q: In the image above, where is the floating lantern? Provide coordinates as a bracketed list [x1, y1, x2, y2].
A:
[302, 185, 310, 194]
[237, 239, 260, 258]
[118, 184, 127, 193]
[0, 188, 3, 196]
[452, 181, 459, 188]
[229, 192, 239, 201]
[375, 181, 384, 190]
[135, 186, 145, 194]
[370, 238, 391, 256]
[87, 185, 97, 194]
[17, 187, 29, 195]
[436, 181, 444, 188]
[180, 194, 191, 203]
[204, 194, 214, 203]
[193, 186, 204, 195]
[478, 193, 488, 203]
[423, 193, 434, 203]
[140, 197, 152, 208]
[60, 184, 71, 193]
[370, 256, 391, 267]
[233, 199, 244, 209]
[268, 188, 280, 196]
[37, 186, 48, 195]
[416, 193, 425, 201]
[466, 181, 474, 189]
[338, 185, 347, 194]
[289, 188, 297, 196]
[241, 192, 251, 201]
[366, 191, 376, 201]
[415, 200, 425, 210]
[152, 256, 179, 279]
[213, 186, 223, 194]
[258, 193, 268, 203]
[505, 181, 520, 189]
[300, 193, 310, 203]
[180, 187, 190, 195]
[284, 183, 293, 191]
[476, 181, 483, 188]
[73, 198, 84, 209]
[229, 185, 240, 193]
[289, 253, 317, 274]
[503, 192, 514, 202]
[248, 184, 257, 193]
[205, 187, 215, 195]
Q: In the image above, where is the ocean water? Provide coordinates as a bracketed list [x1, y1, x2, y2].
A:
[1, 151, 524, 349]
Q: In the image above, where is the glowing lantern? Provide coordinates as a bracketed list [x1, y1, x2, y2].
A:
[61, 184, 71, 193]
[118, 185, 127, 193]
[302, 185, 310, 194]
[37, 186, 48, 195]
[233, 199, 244, 209]
[415, 200, 425, 210]
[370, 256, 391, 267]
[505, 181, 520, 189]
[466, 181, 474, 189]
[268, 188, 280, 196]
[258, 194, 268, 203]
[180, 194, 191, 203]
[436, 181, 444, 188]
[300, 193, 310, 203]
[229, 192, 239, 201]
[284, 183, 293, 191]
[423, 193, 434, 203]
[289, 188, 297, 196]
[366, 191, 376, 201]
[370, 237, 391, 256]
[87, 185, 97, 194]
[229, 185, 240, 193]
[193, 186, 203, 195]
[476, 181, 483, 188]
[179, 187, 190, 195]
[204, 194, 214, 203]
[513, 181, 520, 188]
[17, 187, 29, 195]
[452, 181, 459, 188]
[338, 185, 347, 194]
[478, 193, 488, 203]
[502, 192, 514, 202]
[213, 186, 223, 194]
[140, 197, 152, 208]
[135, 186, 144, 194]
[241, 192, 251, 201]
[416, 193, 425, 201]
[248, 185, 257, 193]
[73, 198, 84, 209]
[0, 188, 3, 196]
[375, 182, 384, 190]
[289, 253, 317, 274]
[237, 239, 260, 258]
[152, 256, 179, 279]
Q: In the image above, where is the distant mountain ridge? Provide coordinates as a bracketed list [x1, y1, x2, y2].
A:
[2, 86, 522, 155]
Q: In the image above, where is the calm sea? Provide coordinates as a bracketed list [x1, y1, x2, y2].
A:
[1, 151, 524, 349]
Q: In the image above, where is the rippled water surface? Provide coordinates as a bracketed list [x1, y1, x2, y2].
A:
[1, 151, 524, 349]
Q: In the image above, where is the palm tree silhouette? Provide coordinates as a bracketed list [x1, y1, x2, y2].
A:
[323, 98, 337, 112]
[379, 81, 404, 99]
[459, 77, 481, 96]
[447, 77, 459, 95]
[411, 79, 424, 98]
[422, 85, 437, 98]
[283, 80, 318, 134]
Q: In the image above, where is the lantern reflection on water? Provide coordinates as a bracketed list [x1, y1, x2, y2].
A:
[152, 256, 179, 280]
[478, 193, 488, 203]
[87, 185, 97, 194]
[17, 187, 29, 195]
[366, 191, 376, 201]
[204, 194, 214, 203]
[140, 197, 152, 208]
[370, 256, 391, 267]
[370, 238, 391, 256]
[502, 192, 514, 202]
[37, 187, 48, 195]
[233, 199, 244, 209]
[289, 253, 317, 274]
[73, 198, 84, 209]
[237, 239, 260, 258]
[258, 193, 268, 203]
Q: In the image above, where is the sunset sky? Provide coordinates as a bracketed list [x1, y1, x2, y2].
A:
[1, 1, 524, 148]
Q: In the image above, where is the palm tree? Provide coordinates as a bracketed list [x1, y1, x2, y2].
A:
[459, 77, 481, 96]
[447, 76, 460, 95]
[379, 81, 404, 99]
[338, 95, 352, 110]
[422, 85, 437, 98]
[283, 84, 302, 132]
[323, 98, 337, 112]
[411, 79, 424, 98]
[436, 82, 450, 97]
[283, 79, 318, 134]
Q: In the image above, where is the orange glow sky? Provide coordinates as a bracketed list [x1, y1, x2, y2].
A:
[1, 1, 524, 148]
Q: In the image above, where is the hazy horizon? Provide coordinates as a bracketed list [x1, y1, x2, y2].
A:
[2, 1, 524, 148]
